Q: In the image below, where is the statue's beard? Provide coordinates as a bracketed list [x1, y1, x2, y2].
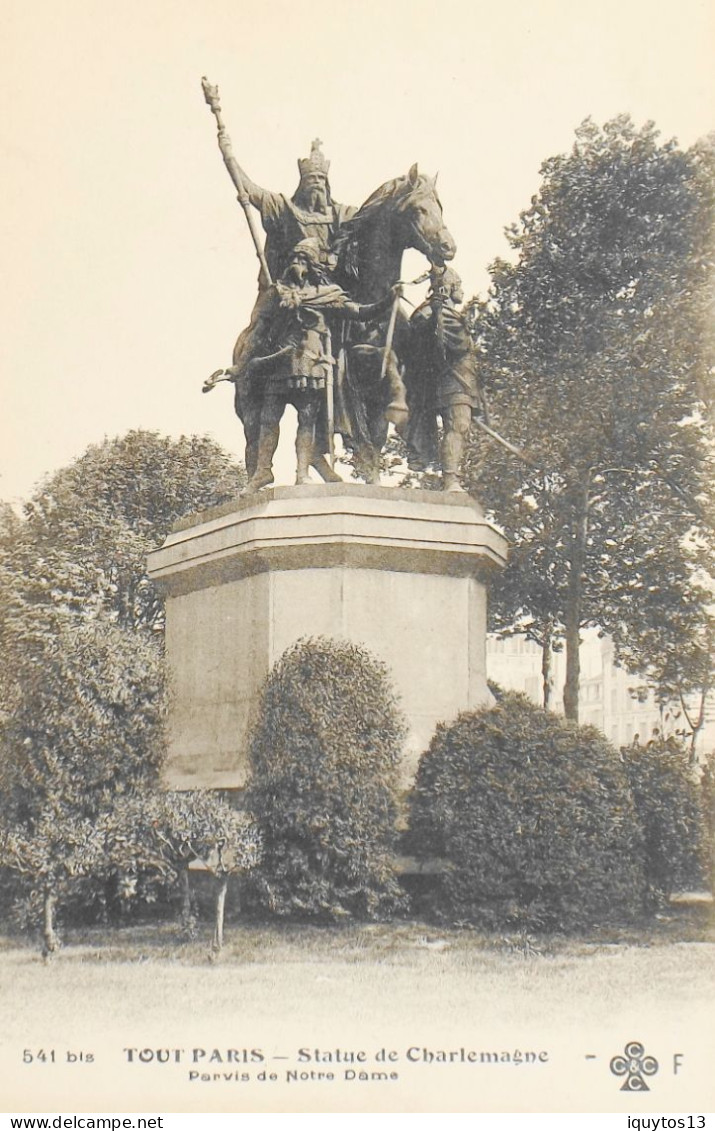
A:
[300, 186, 328, 213]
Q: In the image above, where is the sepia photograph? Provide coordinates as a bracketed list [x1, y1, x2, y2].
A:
[1, 0, 713, 1117]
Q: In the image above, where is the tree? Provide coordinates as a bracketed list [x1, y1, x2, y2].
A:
[0, 813, 103, 957]
[1, 433, 244, 804]
[0, 430, 246, 947]
[0, 502, 22, 729]
[600, 527, 714, 756]
[100, 791, 261, 952]
[10, 430, 245, 633]
[466, 118, 714, 722]
[0, 611, 165, 824]
[247, 637, 407, 921]
[0, 613, 165, 950]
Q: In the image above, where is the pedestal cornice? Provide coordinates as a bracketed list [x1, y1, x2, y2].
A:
[147, 484, 509, 597]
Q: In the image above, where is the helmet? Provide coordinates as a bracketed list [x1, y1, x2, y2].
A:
[430, 265, 462, 295]
[289, 237, 323, 267]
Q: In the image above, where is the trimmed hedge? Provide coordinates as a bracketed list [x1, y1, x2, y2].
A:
[247, 637, 407, 920]
[407, 691, 646, 932]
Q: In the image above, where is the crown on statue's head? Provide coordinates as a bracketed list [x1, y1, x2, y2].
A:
[298, 138, 330, 180]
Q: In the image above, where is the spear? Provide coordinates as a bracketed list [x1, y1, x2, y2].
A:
[201, 77, 272, 289]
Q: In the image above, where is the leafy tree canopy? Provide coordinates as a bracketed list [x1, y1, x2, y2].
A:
[0, 430, 246, 948]
[465, 118, 714, 721]
[7, 430, 245, 632]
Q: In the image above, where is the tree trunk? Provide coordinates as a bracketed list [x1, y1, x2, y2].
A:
[563, 478, 591, 723]
[563, 608, 581, 723]
[212, 876, 228, 953]
[103, 875, 122, 925]
[541, 626, 554, 710]
[682, 687, 708, 763]
[42, 889, 59, 958]
[179, 867, 193, 928]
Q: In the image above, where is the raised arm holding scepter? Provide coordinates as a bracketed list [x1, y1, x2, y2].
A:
[201, 78, 355, 286]
[201, 77, 272, 289]
[199, 79, 358, 483]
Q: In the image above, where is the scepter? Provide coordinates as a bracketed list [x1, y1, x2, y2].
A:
[201, 77, 272, 289]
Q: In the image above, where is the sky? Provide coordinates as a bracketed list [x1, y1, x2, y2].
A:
[1, 0, 713, 503]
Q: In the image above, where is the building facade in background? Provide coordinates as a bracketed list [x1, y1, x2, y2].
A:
[486, 630, 715, 754]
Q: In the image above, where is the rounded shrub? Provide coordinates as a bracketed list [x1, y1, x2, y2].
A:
[622, 736, 708, 899]
[408, 690, 646, 932]
[247, 636, 407, 921]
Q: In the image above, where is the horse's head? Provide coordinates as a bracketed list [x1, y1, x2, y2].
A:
[392, 163, 456, 266]
[335, 164, 457, 294]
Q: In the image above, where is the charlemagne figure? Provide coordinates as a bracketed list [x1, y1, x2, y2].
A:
[204, 135, 359, 482]
[404, 266, 482, 491]
[222, 137, 356, 283]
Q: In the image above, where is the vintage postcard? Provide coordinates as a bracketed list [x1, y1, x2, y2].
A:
[1, 0, 713, 1117]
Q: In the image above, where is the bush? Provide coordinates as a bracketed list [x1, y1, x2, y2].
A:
[622, 736, 709, 899]
[247, 637, 407, 920]
[407, 691, 646, 932]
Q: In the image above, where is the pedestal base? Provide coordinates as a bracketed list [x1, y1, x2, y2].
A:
[147, 485, 508, 790]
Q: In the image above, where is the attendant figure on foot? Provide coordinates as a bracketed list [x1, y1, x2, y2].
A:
[404, 266, 482, 492]
[241, 239, 400, 494]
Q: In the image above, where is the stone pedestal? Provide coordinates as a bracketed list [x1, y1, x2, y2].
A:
[147, 484, 508, 790]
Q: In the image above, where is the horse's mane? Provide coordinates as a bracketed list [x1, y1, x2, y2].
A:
[344, 171, 440, 233]
[334, 170, 440, 280]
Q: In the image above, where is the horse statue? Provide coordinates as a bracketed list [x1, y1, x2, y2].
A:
[204, 163, 456, 486]
[332, 163, 456, 482]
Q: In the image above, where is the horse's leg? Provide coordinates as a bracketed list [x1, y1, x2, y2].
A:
[355, 431, 381, 485]
[368, 416, 389, 484]
[365, 448, 381, 484]
[310, 454, 342, 483]
[361, 373, 391, 485]
[232, 290, 274, 481]
[349, 430, 380, 486]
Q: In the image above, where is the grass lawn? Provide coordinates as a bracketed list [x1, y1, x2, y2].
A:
[1, 905, 713, 1112]
[2, 903, 713, 1029]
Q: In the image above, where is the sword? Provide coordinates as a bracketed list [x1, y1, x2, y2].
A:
[327, 355, 337, 471]
[448, 365, 535, 466]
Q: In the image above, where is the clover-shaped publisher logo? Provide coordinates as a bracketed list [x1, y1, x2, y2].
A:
[610, 1041, 659, 1091]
